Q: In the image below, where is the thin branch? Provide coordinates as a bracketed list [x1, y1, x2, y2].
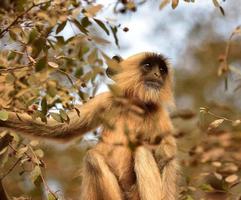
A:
[0, 158, 21, 180]
[0, 0, 52, 38]
[28, 145, 58, 199]
[0, 180, 10, 200]
[207, 110, 234, 122]
[0, 65, 31, 73]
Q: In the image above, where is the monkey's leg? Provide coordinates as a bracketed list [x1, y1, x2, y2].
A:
[80, 149, 123, 200]
[134, 146, 163, 200]
[155, 135, 178, 200]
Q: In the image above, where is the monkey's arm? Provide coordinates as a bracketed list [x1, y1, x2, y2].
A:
[0, 92, 112, 140]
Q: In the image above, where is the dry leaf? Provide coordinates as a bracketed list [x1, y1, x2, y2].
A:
[48, 62, 59, 69]
[225, 174, 238, 183]
[207, 119, 224, 131]
[172, 0, 179, 9]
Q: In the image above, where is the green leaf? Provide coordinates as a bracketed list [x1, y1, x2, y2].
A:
[7, 51, 16, 60]
[199, 183, 214, 192]
[9, 30, 17, 40]
[50, 113, 63, 123]
[110, 26, 119, 47]
[94, 19, 110, 35]
[81, 17, 92, 27]
[41, 97, 48, 115]
[55, 36, 65, 46]
[72, 19, 88, 35]
[219, 6, 225, 16]
[60, 109, 69, 122]
[56, 20, 67, 34]
[79, 45, 89, 59]
[28, 28, 38, 44]
[0, 110, 9, 121]
[31, 166, 42, 187]
[87, 49, 97, 65]
[47, 193, 58, 200]
[35, 56, 47, 72]
[186, 195, 194, 200]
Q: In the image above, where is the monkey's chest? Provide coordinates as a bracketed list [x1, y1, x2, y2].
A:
[101, 115, 162, 147]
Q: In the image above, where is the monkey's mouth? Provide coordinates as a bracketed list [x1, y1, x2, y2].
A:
[144, 79, 163, 89]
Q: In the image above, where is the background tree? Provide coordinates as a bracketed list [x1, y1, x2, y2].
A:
[0, 0, 241, 200]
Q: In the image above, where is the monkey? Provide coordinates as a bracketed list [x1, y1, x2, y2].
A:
[0, 52, 178, 200]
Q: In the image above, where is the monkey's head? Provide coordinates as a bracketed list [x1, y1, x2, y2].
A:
[110, 52, 174, 106]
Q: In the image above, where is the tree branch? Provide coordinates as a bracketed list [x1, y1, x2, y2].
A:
[0, 1, 52, 38]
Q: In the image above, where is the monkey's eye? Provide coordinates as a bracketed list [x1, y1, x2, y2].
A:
[159, 66, 167, 74]
[142, 63, 152, 71]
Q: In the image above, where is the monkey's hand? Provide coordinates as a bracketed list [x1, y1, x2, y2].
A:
[154, 135, 176, 165]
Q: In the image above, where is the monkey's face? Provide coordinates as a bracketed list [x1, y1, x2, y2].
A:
[139, 53, 168, 90]
[113, 52, 174, 105]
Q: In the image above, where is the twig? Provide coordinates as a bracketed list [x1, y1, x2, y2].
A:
[28, 145, 58, 199]
[0, 158, 21, 180]
[207, 110, 235, 123]
[0, 0, 52, 38]
[0, 65, 31, 73]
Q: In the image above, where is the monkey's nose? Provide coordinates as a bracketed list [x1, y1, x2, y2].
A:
[154, 72, 161, 77]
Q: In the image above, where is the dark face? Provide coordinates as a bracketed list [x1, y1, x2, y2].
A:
[140, 53, 168, 90]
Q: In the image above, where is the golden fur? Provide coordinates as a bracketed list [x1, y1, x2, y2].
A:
[0, 52, 178, 200]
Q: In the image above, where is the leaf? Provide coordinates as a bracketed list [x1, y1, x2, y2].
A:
[35, 56, 47, 72]
[207, 119, 224, 131]
[160, 0, 170, 9]
[9, 30, 17, 40]
[31, 166, 42, 187]
[30, 140, 39, 147]
[219, 6, 225, 16]
[47, 193, 58, 200]
[172, 0, 179, 9]
[81, 17, 92, 27]
[7, 51, 16, 60]
[41, 97, 48, 115]
[186, 195, 194, 200]
[102, 53, 122, 77]
[35, 149, 44, 158]
[16, 146, 28, 158]
[199, 183, 214, 192]
[60, 109, 69, 123]
[94, 19, 110, 35]
[110, 26, 119, 47]
[0, 110, 9, 121]
[28, 28, 38, 44]
[225, 174, 238, 183]
[0, 134, 13, 152]
[48, 61, 59, 69]
[5, 73, 15, 84]
[212, 0, 220, 7]
[232, 119, 241, 126]
[56, 20, 67, 34]
[72, 19, 88, 35]
[87, 49, 97, 65]
[50, 113, 63, 123]
[85, 4, 103, 17]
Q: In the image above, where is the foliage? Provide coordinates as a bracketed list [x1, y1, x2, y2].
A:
[0, 0, 241, 199]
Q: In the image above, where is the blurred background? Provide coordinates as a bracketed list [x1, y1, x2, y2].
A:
[0, 0, 241, 199]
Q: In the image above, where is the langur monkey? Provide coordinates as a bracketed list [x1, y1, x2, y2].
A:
[0, 52, 178, 200]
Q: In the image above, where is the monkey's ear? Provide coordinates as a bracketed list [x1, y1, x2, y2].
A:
[112, 55, 123, 63]
[106, 55, 123, 79]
